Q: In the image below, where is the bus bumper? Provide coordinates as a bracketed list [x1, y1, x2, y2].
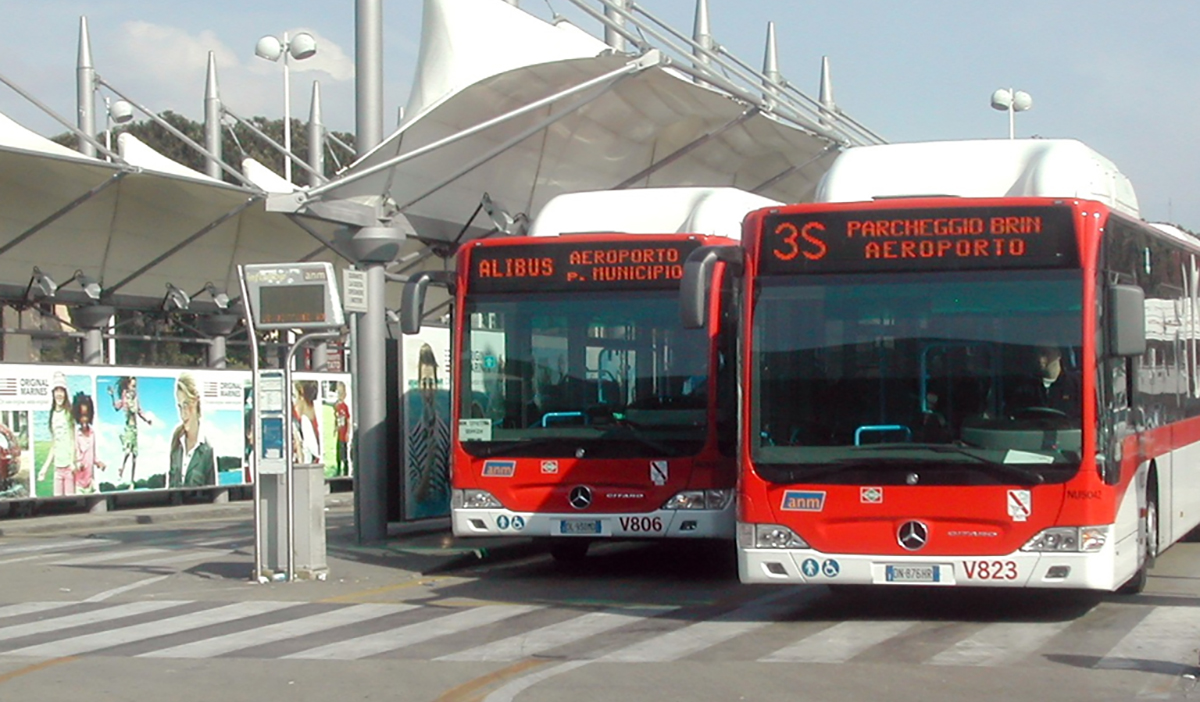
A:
[738, 544, 1121, 590]
[452, 504, 735, 540]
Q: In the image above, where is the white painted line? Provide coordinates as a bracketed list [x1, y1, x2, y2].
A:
[0, 600, 189, 643]
[596, 590, 801, 663]
[141, 604, 418, 659]
[484, 660, 592, 702]
[928, 620, 1074, 666]
[51, 547, 167, 566]
[0, 539, 110, 557]
[1096, 606, 1200, 673]
[437, 609, 659, 662]
[285, 604, 541, 660]
[0, 602, 78, 621]
[5, 601, 297, 657]
[83, 575, 172, 603]
[760, 620, 920, 663]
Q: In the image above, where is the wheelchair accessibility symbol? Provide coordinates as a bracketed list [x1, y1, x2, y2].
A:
[511, 516, 526, 531]
[821, 559, 840, 578]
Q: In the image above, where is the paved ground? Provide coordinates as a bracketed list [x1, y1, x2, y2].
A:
[0, 492, 544, 580]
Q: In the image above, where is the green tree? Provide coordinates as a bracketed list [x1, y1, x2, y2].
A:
[52, 112, 356, 186]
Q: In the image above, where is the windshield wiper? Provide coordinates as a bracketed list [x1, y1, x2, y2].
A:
[597, 424, 682, 457]
[467, 437, 581, 457]
[852, 443, 1045, 485]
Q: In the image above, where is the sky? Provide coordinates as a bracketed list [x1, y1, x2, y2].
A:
[1, 0, 1198, 228]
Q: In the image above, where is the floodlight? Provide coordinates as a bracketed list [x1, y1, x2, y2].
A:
[71, 270, 102, 301]
[255, 35, 284, 62]
[108, 99, 134, 124]
[30, 267, 57, 298]
[288, 32, 317, 60]
[162, 283, 191, 311]
[202, 282, 231, 310]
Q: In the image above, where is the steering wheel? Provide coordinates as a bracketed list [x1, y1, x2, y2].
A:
[1011, 406, 1069, 419]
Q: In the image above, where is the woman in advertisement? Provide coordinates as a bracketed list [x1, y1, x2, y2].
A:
[292, 380, 320, 465]
[109, 376, 151, 483]
[37, 372, 75, 496]
[169, 373, 215, 487]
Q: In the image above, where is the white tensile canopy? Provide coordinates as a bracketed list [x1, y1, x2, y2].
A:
[0, 0, 880, 312]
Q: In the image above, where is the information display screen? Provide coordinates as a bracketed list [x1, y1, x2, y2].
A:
[242, 262, 345, 331]
[468, 239, 702, 293]
[759, 205, 1079, 275]
[259, 284, 326, 326]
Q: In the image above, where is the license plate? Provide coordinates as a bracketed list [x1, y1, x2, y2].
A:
[559, 519, 602, 535]
[885, 564, 940, 583]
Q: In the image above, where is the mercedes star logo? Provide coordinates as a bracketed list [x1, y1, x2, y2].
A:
[569, 486, 593, 510]
[898, 520, 929, 551]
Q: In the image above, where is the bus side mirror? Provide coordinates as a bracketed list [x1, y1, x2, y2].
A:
[681, 245, 742, 329]
[1107, 284, 1146, 358]
[400, 271, 454, 335]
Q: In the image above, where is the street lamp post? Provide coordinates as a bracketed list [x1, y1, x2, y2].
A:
[255, 31, 317, 183]
[990, 88, 1032, 139]
[103, 97, 134, 161]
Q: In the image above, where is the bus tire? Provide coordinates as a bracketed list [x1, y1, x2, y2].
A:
[1117, 490, 1158, 595]
[549, 540, 590, 563]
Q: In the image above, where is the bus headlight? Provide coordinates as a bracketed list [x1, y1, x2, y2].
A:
[453, 489, 502, 510]
[738, 523, 809, 549]
[1021, 526, 1107, 552]
[662, 489, 733, 511]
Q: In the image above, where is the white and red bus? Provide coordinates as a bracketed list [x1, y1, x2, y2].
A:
[683, 139, 1200, 591]
[404, 187, 778, 561]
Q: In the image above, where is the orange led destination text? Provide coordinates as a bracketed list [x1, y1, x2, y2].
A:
[476, 256, 555, 279]
[773, 216, 1045, 262]
[568, 247, 684, 282]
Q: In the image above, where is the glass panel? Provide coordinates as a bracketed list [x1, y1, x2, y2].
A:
[461, 291, 709, 458]
[750, 270, 1085, 483]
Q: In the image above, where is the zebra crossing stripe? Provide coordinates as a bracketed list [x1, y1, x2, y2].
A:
[51, 547, 168, 566]
[928, 620, 1074, 666]
[0, 539, 109, 557]
[126, 550, 234, 567]
[142, 603, 418, 659]
[1096, 606, 1200, 674]
[436, 609, 659, 662]
[0, 600, 189, 643]
[596, 590, 805, 663]
[284, 604, 541, 660]
[759, 620, 920, 663]
[4, 601, 296, 657]
[0, 602, 78, 621]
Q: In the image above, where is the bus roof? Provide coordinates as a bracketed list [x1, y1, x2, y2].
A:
[815, 138, 1139, 218]
[528, 187, 782, 240]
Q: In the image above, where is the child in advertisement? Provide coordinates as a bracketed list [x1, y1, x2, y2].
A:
[37, 372, 75, 496]
[71, 392, 104, 493]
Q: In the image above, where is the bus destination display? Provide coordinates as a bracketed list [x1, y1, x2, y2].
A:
[760, 205, 1079, 274]
[469, 239, 702, 292]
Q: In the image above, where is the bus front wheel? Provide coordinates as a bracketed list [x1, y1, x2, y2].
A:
[1117, 491, 1158, 595]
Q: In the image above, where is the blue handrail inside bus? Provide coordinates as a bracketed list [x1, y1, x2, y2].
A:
[855, 424, 912, 446]
[541, 411, 588, 427]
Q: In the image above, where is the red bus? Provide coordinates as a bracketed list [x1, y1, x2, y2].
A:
[683, 141, 1200, 591]
[404, 187, 778, 561]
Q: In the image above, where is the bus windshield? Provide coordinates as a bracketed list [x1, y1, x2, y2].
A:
[750, 270, 1084, 484]
[461, 290, 711, 458]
